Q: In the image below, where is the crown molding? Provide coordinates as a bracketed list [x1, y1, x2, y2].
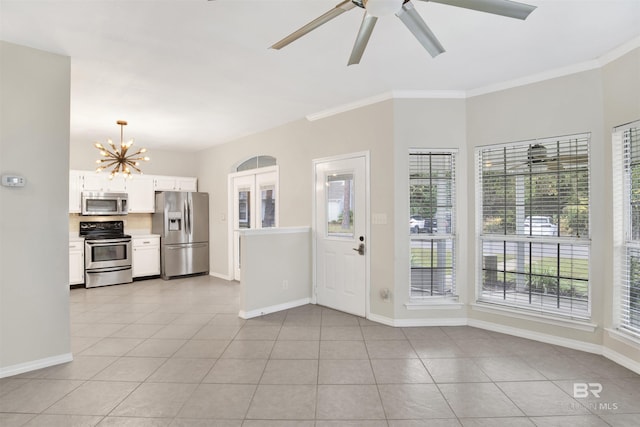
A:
[466, 60, 601, 98]
[598, 34, 640, 67]
[305, 92, 393, 122]
[391, 90, 467, 99]
[306, 36, 640, 121]
[305, 90, 466, 122]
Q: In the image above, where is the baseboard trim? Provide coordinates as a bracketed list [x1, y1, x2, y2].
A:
[468, 318, 602, 354]
[367, 313, 467, 327]
[209, 272, 234, 281]
[239, 298, 311, 319]
[602, 347, 640, 375]
[0, 353, 73, 379]
[367, 313, 395, 326]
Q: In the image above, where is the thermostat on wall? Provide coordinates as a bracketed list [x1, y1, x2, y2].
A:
[2, 175, 26, 187]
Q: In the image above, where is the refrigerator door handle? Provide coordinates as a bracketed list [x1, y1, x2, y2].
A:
[187, 198, 193, 235]
[183, 199, 190, 236]
[187, 197, 192, 236]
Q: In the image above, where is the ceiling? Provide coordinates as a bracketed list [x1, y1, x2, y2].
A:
[1, 0, 639, 152]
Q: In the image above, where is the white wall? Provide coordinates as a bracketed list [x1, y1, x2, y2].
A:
[0, 42, 72, 376]
[239, 227, 311, 318]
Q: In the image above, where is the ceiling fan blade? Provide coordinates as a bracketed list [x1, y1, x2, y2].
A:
[270, 0, 357, 50]
[396, 2, 445, 58]
[423, 0, 536, 20]
[348, 12, 378, 65]
[555, 154, 589, 166]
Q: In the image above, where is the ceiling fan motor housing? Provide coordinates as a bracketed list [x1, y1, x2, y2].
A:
[362, 0, 406, 16]
[528, 144, 547, 163]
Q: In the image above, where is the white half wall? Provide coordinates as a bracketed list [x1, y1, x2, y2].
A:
[239, 227, 311, 318]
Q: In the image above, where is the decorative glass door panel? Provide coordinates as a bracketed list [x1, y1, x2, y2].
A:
[326, 173, 354, 238]
[238, 189, 251, 229]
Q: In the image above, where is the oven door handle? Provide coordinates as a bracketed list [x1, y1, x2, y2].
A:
[86, 266, 132, 273]
[85, 238, 131, 246]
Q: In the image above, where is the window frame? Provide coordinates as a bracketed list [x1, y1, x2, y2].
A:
[614, 120, 640, 339]
[408, 149, 457, 301]
[475, 134, 591, 319]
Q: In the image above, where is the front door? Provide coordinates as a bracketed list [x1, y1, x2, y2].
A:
[314, 153, 368, 317]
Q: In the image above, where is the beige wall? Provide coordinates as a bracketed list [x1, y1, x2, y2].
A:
[0, 42, 71, 374]
[392, 98, 468, 320]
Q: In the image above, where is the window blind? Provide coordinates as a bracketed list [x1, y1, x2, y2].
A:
[477, 134, 590, 318]
[618, 121, 640, 337]
[409, 151, 456, 298]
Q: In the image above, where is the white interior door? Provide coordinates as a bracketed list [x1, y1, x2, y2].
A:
[233, 175, 254, 281]
[231, 168, 278, 281]
[314, 154, 368, 317]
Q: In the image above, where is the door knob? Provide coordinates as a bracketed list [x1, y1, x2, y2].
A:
[353, 243, 365, 256]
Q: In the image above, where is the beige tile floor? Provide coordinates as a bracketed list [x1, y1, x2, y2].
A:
[1, 275, 639, 426]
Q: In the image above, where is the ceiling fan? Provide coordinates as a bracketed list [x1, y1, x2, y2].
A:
[270, 0, 537, 65]
[507, 143, 589, 172]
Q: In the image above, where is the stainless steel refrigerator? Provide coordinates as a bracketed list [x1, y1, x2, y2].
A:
[152, 191, 209, 279]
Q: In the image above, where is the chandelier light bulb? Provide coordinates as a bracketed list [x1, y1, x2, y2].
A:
[93, 120, 149, 179]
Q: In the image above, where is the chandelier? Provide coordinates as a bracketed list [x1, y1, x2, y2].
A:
[94, 120, 149, 179]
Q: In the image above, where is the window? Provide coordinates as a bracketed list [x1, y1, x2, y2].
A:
[236, 155, 277, 172]
[615, 120, 640, 338]
[476, 134, 590, 318]
[327, 173, 355, 238]
[409, 151, 456, 298]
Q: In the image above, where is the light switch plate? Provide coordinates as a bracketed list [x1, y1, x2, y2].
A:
[2, 175, 26, 187]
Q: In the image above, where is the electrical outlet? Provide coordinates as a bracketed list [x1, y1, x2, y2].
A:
[282, 280, 289, 290]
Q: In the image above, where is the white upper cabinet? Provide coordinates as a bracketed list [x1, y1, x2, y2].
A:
[154, 176, 197, 192]
[69, 170, 83, 213]
[82, 172, 126, 192]
[176, 177, 198, 192]
[69, 170, 198, 214]
[126, 175, 156, 213]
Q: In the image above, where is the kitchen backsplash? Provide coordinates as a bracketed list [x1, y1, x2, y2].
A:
[69, 213, 152, 235]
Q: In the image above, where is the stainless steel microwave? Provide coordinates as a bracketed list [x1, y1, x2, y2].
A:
[81, 192, 128, 216]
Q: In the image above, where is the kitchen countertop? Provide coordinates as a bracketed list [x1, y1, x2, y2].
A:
[127, 230, 160, 239]
[69, 233, 84, 242]
[69, 231, 159, 240]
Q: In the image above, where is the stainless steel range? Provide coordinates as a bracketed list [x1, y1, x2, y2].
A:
[80, 221, 132, 288]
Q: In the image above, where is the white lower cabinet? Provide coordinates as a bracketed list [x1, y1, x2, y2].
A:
[132, 235, 160, 278]
[69, 240, 84, 286]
